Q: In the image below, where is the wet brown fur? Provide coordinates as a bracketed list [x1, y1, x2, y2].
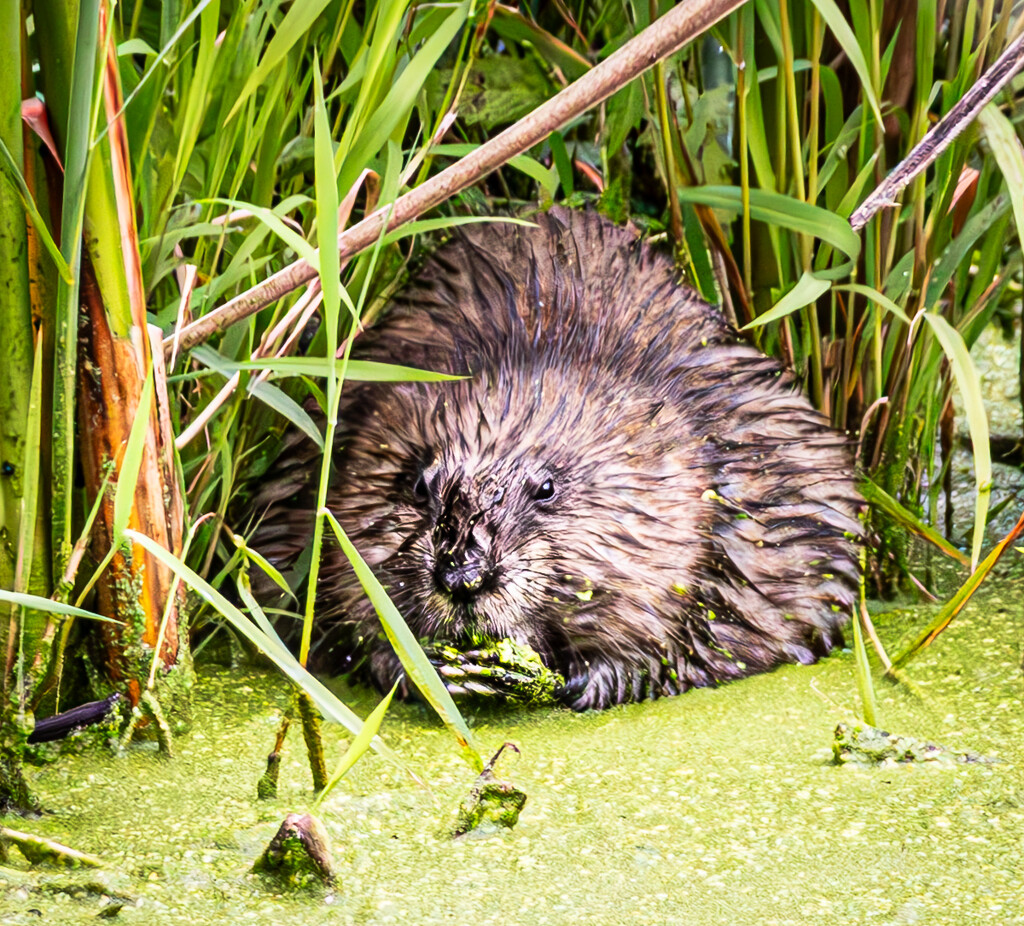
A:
[252, 208, 862, 710]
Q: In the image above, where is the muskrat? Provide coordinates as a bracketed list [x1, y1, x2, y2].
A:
[252, 208, 862, 710]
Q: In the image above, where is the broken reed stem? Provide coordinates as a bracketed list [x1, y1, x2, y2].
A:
[163, 0, 747, 359]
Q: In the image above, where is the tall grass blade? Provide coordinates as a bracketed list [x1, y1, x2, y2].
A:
[0, 137, 73, 283]
[858, 479, 971, 566]
[112, 370, 155, 540]
[301, 54, 343, 669]
[0, 591, 120, 623]
[338, 1, 470, 198]
[890, 508, 1024, 669]
[311, 681, 398, 812]
[808, 0, 883, 125]
[229, 357, 464, 382]
[189, 345, 324, 449]
[921, 313, 991, 570]
[742, 271, 830, 329]
[226, 0, 336, 123]
[126, 528, 409, 770]
[51, 0, 103, 576]
[324, 510, 482, 771]
[851, 600, 877, 726]
[833, 284, 910, 324]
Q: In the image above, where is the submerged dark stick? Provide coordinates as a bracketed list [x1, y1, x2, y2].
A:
[27, 693, 120, 744]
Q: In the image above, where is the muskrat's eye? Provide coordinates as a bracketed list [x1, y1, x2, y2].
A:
[412, 472, 429, 502]
[533, 478, 555, 502]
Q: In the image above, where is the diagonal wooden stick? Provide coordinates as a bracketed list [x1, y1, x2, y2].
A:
[850, 27, 1024, 231]
[164, 0, 747, 359]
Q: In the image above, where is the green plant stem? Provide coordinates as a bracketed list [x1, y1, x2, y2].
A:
[736, 9, 751, 297]
[652, 55, 683, 245]
[0, 0, 34, 613]
[35, 0, 103, 582]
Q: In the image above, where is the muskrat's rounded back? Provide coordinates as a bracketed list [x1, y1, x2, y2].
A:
[253, 208, 862, 710]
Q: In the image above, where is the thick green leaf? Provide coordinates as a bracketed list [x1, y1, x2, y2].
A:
[978, 104, 1024, 257]
[676, 186, 861, 277]
[117, 38, 156, 56]
[549, 131, 574, 198]
[743, 272, 830, 329]
[51, 0, 103, 573]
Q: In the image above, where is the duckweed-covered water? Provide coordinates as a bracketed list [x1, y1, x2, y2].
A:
[2, 572, 1022, 925]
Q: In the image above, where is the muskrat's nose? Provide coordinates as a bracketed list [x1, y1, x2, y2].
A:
[436, 559, 485, 599]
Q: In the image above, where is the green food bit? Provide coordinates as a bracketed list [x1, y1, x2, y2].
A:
[452, 778, 528, 837]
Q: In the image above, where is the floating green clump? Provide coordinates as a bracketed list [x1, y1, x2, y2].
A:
[832, 722, 994, 767]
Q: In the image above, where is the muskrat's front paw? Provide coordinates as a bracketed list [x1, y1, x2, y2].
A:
[429, 640, 563, 705]
[435, 655, 541, 701]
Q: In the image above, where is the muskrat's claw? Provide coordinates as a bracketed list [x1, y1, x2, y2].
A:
[436, 657, 548, 702]
[557, 658, 663, 711]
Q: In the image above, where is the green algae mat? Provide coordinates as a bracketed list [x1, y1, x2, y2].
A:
[2, 579, 1022, 925]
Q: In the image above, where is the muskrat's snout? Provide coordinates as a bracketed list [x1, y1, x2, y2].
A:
[429, 480, 500, 603]
[432, 525, 496, 600]
[434, 552, 490, 600]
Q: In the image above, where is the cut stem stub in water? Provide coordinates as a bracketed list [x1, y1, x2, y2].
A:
[253, 812, 334, 887]
[452, 742, 528, 838]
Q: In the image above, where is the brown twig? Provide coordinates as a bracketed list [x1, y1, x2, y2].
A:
[163, 0, 747, 359]
[851, 27, 1024, 231]
[0, 826, 105, 868]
